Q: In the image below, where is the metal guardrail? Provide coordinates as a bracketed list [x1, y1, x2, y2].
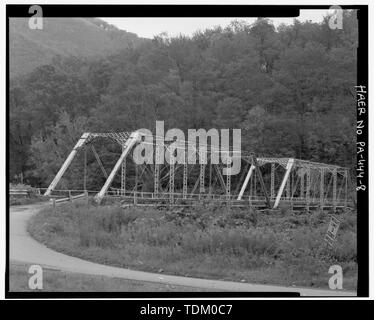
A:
[9, 189, 30, 196]
[10, 188, 43, 196]
[51, 192, 88, 207]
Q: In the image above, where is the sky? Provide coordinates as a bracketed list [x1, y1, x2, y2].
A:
[101, 9, 332, 39]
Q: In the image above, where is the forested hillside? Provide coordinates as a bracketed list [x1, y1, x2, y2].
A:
[9, 13, 358, 189]
[9, 18, 144, 77]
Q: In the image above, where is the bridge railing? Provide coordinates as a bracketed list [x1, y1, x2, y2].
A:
[51, 191, 88, 207]
[9, 189, 30, 197]
[21, 187, 353, 210]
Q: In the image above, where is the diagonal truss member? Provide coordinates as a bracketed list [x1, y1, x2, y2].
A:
[237, 156, 271, 208]
[94, 131, 142, 203]
[44, 131, 142, 204]
[44, 132, 91, 196]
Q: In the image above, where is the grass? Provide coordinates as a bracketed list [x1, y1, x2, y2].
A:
[9, 262, 211, 292]
[28, 202, 357, 291]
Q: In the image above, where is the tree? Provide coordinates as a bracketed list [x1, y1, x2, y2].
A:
[29, 112, 89, 188]
[10, 14, 358, 187]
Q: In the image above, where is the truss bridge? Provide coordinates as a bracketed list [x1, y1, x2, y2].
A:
[44, 131, 355, 211]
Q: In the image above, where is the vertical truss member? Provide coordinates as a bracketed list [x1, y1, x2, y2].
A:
[320, 168, 324, 208]
[208, 161, 213, 196]
[169, 160, 175, 204]
[252, 156, 270, 208]
[286, 173, 291, 199]
[183, 152, 188, 199]
[226, 157, 231, 206]
[154, 143, 161, 198]
[134, 163, 139, 204]
[199, 150, 206, 197]
[121, 145, 126, 197]
[300, 170, 305, 199]
[344, 170, 348, 208]
[332, 168, 337, 211]
[270, 163, 275, 199]
[83, 146, 87, 191]
[306, 166, 311, 211]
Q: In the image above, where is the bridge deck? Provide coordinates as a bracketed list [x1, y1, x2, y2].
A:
[43, 188, 352, 210]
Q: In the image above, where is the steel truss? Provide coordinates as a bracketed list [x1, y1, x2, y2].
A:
[45, 131, 354, 209]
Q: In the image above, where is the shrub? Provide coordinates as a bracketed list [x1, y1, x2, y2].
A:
[93, 230, 116, 249]
[310, 209, 327, 225]
[278, 203, 292, 216]
[44, 218, 65, 235]
[332, 231, 357, 262]
[339, 212, 357, 232]
[27, 203, 357, 290]
[180, 227, 282, 258]
[283, 227, 323, 259]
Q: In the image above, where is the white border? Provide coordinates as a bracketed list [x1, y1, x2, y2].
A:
[0, 0, 372, 301]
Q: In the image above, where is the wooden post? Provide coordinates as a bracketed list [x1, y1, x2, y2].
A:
[85, 190, 89, 207]
[52, 198, 56, 214]
[68, 190, 73, 212]
[133, 191, 137, 205]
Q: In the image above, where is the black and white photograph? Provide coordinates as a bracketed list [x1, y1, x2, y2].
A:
[2, 2, 370, 304]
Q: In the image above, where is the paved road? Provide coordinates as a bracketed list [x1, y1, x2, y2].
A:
[9, 204, 356, 296]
